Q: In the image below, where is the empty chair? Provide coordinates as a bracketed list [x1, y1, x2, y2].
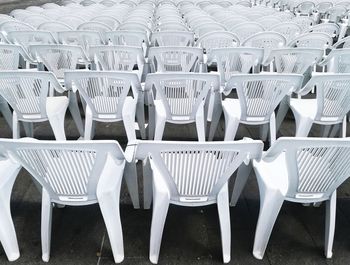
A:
[65, 71, 145, 141]
[7, 31, 56, 55]
[37, 21, 73, 32]
[117, 22, 151, 37]
[0, 71, 69, 140]
[91, 16, 120, 29]
[194, 22, 226, 37]
[22, 15, 51, 28]
[223, 74, 303, 144]
[292, 16, 315, 32]
[0, 138, 128, 262]
[309, 23, 340, 38]
[148, 47, 203, 72]
[145, 73, 220, 141]
[56, 15, 86, 29]
[289, 73, 350, 137]
[242, 32, 286, 63]
[196, 31, 240, 54]
[89, 45, 145, 80]
[0, 21, 34, 33]
[78, 21, 113, 32]
[288, 32, 333, 49]
[256, 16, 282, 30]
[127, 139, 263, 264]
[252, 137, 350, 259]
[151, 31, 194, 46]
[106, 30, 148, 47]
[295, 1, 315, 16]
[230, 22, 265, 43]
[156, 22, 188, 31]
[58, 31, 105, 53]
[0, 44, 33, 69]
[319, 49, 350, 73]
[270, 22, 302, 43]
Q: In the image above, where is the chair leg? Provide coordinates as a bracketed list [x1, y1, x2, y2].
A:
[0, 160, 21, 261]
[259, 124, 269, 142]
[325, 190, 336, 258]
[208, 93, 222, 141]
[230, 163, 252, 206]
[98, 185, 124, 263]
[23, 123, 34, 138]
[136, 93, 146, 139]
[295, 116, 313, 137]
[154, 113, 166, 141]
[217, 183, 231, 263]
[0, 100, 12, 130]
[149, 188, 170, 264]
[224, 117, 239, 141]
[341, 117, 347, 138]
[84, 107, 93, 140]
[253, 189, 284, 259]
[123, 162, 140, 209]
[195, 101, 206, 142]
[12, 112, 19, 139]
[68, 91, 84, 137]
[269, 112, 276, 146]
[275, 97, 289, 132]
[143, 158, 153, 209]
[47, 108, 67, 141]
[41, 188, 53, 262]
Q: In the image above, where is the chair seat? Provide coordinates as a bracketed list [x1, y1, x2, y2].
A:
[289, 98, 317, 119]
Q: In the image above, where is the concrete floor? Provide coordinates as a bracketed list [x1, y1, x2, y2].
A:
[1, 1, 350, 265]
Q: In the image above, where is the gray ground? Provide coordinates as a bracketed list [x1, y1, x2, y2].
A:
[1, 1, 350, 265]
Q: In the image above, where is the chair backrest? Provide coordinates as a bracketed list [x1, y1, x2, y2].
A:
[266, 48, 324, 74]
[270, 22, 302, 43]
[256, 16, 282, 30]
[0, 44, 33, 69]
[89, 45, 145, 80]
[37, 21, 73, 32]
[117, 22, 151, 36]
[78, 21, 113, 32]
[56, 16, 86, 29]
[225, 73, 303, 122]
[22, 15, 50, 29]
[230, 22, 265, 43]
[242, 31, 286, 50]
[208, 47, 264, 84]
[0, 71, 64, 120]
[29, 44, 89, 79]
[292, 16, 315, 32]
[58, 31, 105, 52]
[148, 46, 203, 72]
[65, 70, 140, 119]
[128, 140, 263, 203]
[320, 49, 350, 73]
[7, 31, 56, 52]
[332, 35, 350, 49]
[145, 72, 220, 121]
[261, 137, 350, 200]
[196, 31, 240, 54]
[105, 30, 148, 47]
[0, 138, 125, 204]
[151, 31, 194, 46]
[156, 22, 189, 31]
[91, 16, 120, 29]
[288, 32, 333, 49]
[194, 22, 226, 37]
[299, 74, 350, 123]
[0, 21, 34, 33]
[309, 23, 339, 38]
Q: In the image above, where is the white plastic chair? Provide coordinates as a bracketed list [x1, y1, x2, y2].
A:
[270, 22, 302, 43]
[252, 137, 350, 259]
[230, 22, 265, 43]
[289, 73, 350, 137]
[318, 48, 350, 73]
[156, 22, 189, 31]
[29, 44, 89, 137]
[78, 21, 113, 32]
[56, 15, 86, 29]
[37, 21, 73, 32]
[309, 23, 340, 38]
[65, 70, 146, 141]
[58, 30, 105, 53]
[148, 46, 203, 72]
[106, 30, 148, 47]
[196, 31, 240, 54]
[288, 32, 333, 49]
[151, 31, 194, 47]
[145, 72, 220, 141]
[91, 16, 120, 29]
[89, 45, 145, 80]
[222, 74, 303, 144]
[0, 21, 34, 33]
[0, 71, 68, 140]
[292, 16, 315, 32]
[126, 139, 263, 264]
[0, 138, 128, 263]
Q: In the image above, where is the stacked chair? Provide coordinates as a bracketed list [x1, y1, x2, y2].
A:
[1, 0, 350, 264]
